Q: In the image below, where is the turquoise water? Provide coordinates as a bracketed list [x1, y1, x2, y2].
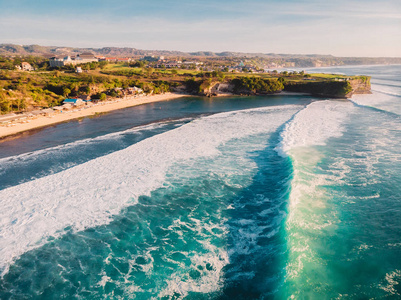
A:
[1, 65, 401, 299]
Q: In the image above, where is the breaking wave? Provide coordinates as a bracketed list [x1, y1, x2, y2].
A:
[0, 105, 301, 277]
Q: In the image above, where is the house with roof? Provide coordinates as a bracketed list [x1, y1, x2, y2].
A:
[21, 62, 34, 71]
[123, 86, 144, 95]
[49, 56, 74, 67]
[75, 52, 98, 63]
[63, 98, 85, 106]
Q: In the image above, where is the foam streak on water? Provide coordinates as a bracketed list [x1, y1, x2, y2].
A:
[0, 105, 301, 277]
[0, 119, 193, 190]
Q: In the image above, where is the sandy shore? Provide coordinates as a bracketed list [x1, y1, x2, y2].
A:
[0, 93, 190, 139]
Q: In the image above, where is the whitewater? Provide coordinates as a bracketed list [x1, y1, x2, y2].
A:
[1, 65, 401, 299]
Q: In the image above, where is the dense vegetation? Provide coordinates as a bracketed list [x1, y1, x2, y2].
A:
[0, 64, 178, 113]
[0, 54, 370, 114]
[284, 81, 353, 98]
[231, 77, 284, 94]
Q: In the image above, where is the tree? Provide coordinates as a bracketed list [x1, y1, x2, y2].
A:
[62, 87, 71, 97]
[70, 82, 80, 95]
[99, 61, 108, 69]
[15, 98, 26, 111]
[99, 93, 107, 101]
[130, 60, 145, 68]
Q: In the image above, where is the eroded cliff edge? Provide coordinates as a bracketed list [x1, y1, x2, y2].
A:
[192, 76, 371, 99]
[283, 76, 371, 98]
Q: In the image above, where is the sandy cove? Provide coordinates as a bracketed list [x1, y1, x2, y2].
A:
[0, 93, 190, 140]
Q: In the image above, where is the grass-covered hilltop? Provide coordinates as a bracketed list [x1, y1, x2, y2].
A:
[0, 51, 371, 114]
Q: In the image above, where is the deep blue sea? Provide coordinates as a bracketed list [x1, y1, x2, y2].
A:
[0, 65, 400, 299]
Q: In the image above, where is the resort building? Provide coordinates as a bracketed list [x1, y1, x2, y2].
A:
[49, 52, 98, 67]
[75, 52, 98, 64]
[63, 98, 85, 106]
[49, 56, 74, 67]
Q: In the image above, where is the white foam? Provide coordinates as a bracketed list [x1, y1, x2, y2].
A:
[372, 88, 401, 98]
[352, 88, 401, 116]
[156, 250, 229, 299]
[379, 270, 401, 295]
[277, 100, 355, 156]
[0, 119, 188, 165]
[279, 101, 355, 281]
[0, 105, 301, 276]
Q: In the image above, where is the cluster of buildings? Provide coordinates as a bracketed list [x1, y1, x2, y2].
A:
[113, 86, 144, 96]
[48, 52, 208, 71]
[154, 60, 204, 69]
[214, 61, 262, 73]
[139, 55, 204, 70]
[49, 52, 137, 67]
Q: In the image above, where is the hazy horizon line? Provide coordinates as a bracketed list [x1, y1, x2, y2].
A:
[1, 42, 401, 59]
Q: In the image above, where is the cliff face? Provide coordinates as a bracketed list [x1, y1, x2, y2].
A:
[186, 76, 371, 98]
[284, 76, 371, 98]
[346, 77, 371, 96]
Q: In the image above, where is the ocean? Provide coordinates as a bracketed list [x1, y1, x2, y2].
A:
[0, 65, 400, 299]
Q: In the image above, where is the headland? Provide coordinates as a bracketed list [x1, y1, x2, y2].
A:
[0, 51, 372, 140]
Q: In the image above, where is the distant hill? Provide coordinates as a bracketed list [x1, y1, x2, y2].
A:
[1, 43, 400, 66]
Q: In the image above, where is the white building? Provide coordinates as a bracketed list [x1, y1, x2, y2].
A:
[49, 52, 98, 67]
[21, 62, 34, 71]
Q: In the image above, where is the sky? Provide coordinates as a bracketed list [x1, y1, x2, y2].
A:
[0, 0, 400, 57]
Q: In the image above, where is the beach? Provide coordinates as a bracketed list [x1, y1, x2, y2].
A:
[0, 93, 189, 139]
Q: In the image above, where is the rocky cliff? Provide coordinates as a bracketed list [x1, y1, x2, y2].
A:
[185, 76, 371, 98]
[346, 76, 371, 96]
[284, 76, 371, 98]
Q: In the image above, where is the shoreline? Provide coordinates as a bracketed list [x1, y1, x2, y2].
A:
[0, 90, 357, 141]
[0, 93, 190, 140]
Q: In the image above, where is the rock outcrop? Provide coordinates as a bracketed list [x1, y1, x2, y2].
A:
[284, 76, 371, 98]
